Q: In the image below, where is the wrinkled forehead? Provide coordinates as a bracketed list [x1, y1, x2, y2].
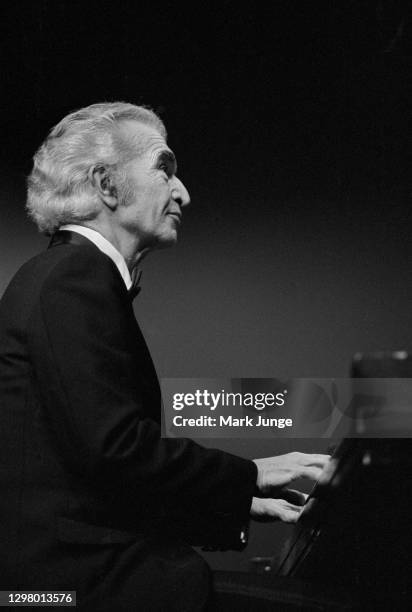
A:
[115, 119, 169, 160]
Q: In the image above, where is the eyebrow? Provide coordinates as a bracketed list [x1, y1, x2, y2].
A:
[156, 149, 177, 174]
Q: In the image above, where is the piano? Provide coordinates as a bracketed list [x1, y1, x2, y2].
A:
[275, 352, 412, 609]
[213, 352, 412, 610]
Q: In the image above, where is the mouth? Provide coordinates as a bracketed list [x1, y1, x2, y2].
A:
[167, 212, 182, 224]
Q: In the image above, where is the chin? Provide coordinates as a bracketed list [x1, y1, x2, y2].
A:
[155, 230, 178, 249]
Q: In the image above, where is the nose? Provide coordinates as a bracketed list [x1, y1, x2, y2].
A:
[171, 176, 191, 208]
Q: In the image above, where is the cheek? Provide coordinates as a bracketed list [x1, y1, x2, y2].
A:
[152, 190, 170, 218]
[120, 181, 135, 206]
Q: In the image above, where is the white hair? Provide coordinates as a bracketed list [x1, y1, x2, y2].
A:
[26, 102, 166, 234]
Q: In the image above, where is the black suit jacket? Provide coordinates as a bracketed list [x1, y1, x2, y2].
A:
[0, 231, 257, 610]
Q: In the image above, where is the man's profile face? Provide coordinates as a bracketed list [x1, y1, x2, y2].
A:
[115, 121, 190, 250]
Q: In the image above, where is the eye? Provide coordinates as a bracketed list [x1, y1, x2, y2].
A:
[158, 162, 170, 176]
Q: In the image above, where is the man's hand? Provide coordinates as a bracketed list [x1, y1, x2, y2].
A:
[252, 451, 330, 504]
[250, 496, 305, 523]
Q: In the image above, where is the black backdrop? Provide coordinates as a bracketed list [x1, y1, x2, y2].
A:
[0, 1, 411, 571]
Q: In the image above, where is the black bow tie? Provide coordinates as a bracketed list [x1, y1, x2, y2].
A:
[129, 268, 142, 300]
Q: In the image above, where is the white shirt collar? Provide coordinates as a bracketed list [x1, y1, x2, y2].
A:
[59, 224, 132, 290]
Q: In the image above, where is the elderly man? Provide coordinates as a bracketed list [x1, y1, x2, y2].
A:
[0, 103, 328, 611]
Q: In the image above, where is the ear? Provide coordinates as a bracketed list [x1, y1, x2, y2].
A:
[88, 165, 118, 210]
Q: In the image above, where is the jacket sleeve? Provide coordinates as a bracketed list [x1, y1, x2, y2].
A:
[27, 249, 257, 529]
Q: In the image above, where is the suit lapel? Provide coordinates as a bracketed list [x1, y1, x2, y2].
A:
[49, 230, 161, 421]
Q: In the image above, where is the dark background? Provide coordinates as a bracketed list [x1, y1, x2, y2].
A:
[0, 1, 411, 571]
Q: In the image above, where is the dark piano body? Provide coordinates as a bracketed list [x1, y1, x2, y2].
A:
[212, 353, 411, 610]
[276, 353, 412, 609]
